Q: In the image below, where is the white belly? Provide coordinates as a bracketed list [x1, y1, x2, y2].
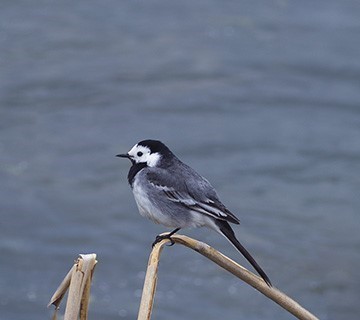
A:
[131, 174, 216, 229]
[132, 178, 174, 227]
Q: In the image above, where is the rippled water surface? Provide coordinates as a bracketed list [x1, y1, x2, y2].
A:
[1, 1, 360, 319]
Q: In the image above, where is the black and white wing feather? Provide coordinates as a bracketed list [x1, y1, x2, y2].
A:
[146, 166, 240, 225]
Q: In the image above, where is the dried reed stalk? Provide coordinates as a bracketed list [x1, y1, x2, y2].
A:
[48, 253, 97, 320]
[138, 234, 319, 320]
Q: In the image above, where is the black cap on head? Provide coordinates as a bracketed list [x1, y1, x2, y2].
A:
[138, 139, 172, 155]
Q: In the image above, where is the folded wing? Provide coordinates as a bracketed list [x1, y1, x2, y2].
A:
[147, 169, 240, 225]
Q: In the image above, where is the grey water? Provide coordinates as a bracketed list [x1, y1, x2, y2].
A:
[1, 1, 360, 319]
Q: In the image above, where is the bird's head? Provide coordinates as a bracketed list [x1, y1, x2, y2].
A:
[117, 139, 172, 167]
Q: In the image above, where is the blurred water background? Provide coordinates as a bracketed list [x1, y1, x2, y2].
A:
[1, 1, 360, 319]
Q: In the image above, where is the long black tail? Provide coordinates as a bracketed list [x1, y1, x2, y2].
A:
[216, 221, 272, 287]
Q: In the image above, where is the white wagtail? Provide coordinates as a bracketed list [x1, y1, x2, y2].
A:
[117, 139, 271, 286]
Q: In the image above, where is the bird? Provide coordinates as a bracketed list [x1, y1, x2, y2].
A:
[117, 139, 272, 286]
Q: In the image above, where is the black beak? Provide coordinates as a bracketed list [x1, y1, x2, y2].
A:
[116, 153, 131, 159]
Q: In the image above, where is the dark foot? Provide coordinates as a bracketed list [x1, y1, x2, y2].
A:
[152, 228, 181, 248]
[152, 234, 175, 247]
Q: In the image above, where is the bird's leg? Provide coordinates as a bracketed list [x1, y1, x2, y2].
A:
[152, 228, 181, 247]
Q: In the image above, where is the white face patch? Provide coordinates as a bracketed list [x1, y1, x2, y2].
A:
[127, 144, 161, 167]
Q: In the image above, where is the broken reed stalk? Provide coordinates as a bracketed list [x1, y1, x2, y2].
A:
[48, 253, 97, 320]
[138, 234, 319, 320]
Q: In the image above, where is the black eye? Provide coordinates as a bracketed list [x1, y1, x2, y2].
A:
[137, 151, 143, 157]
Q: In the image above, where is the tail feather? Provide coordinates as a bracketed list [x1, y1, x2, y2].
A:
[217, 221, 272, 287]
